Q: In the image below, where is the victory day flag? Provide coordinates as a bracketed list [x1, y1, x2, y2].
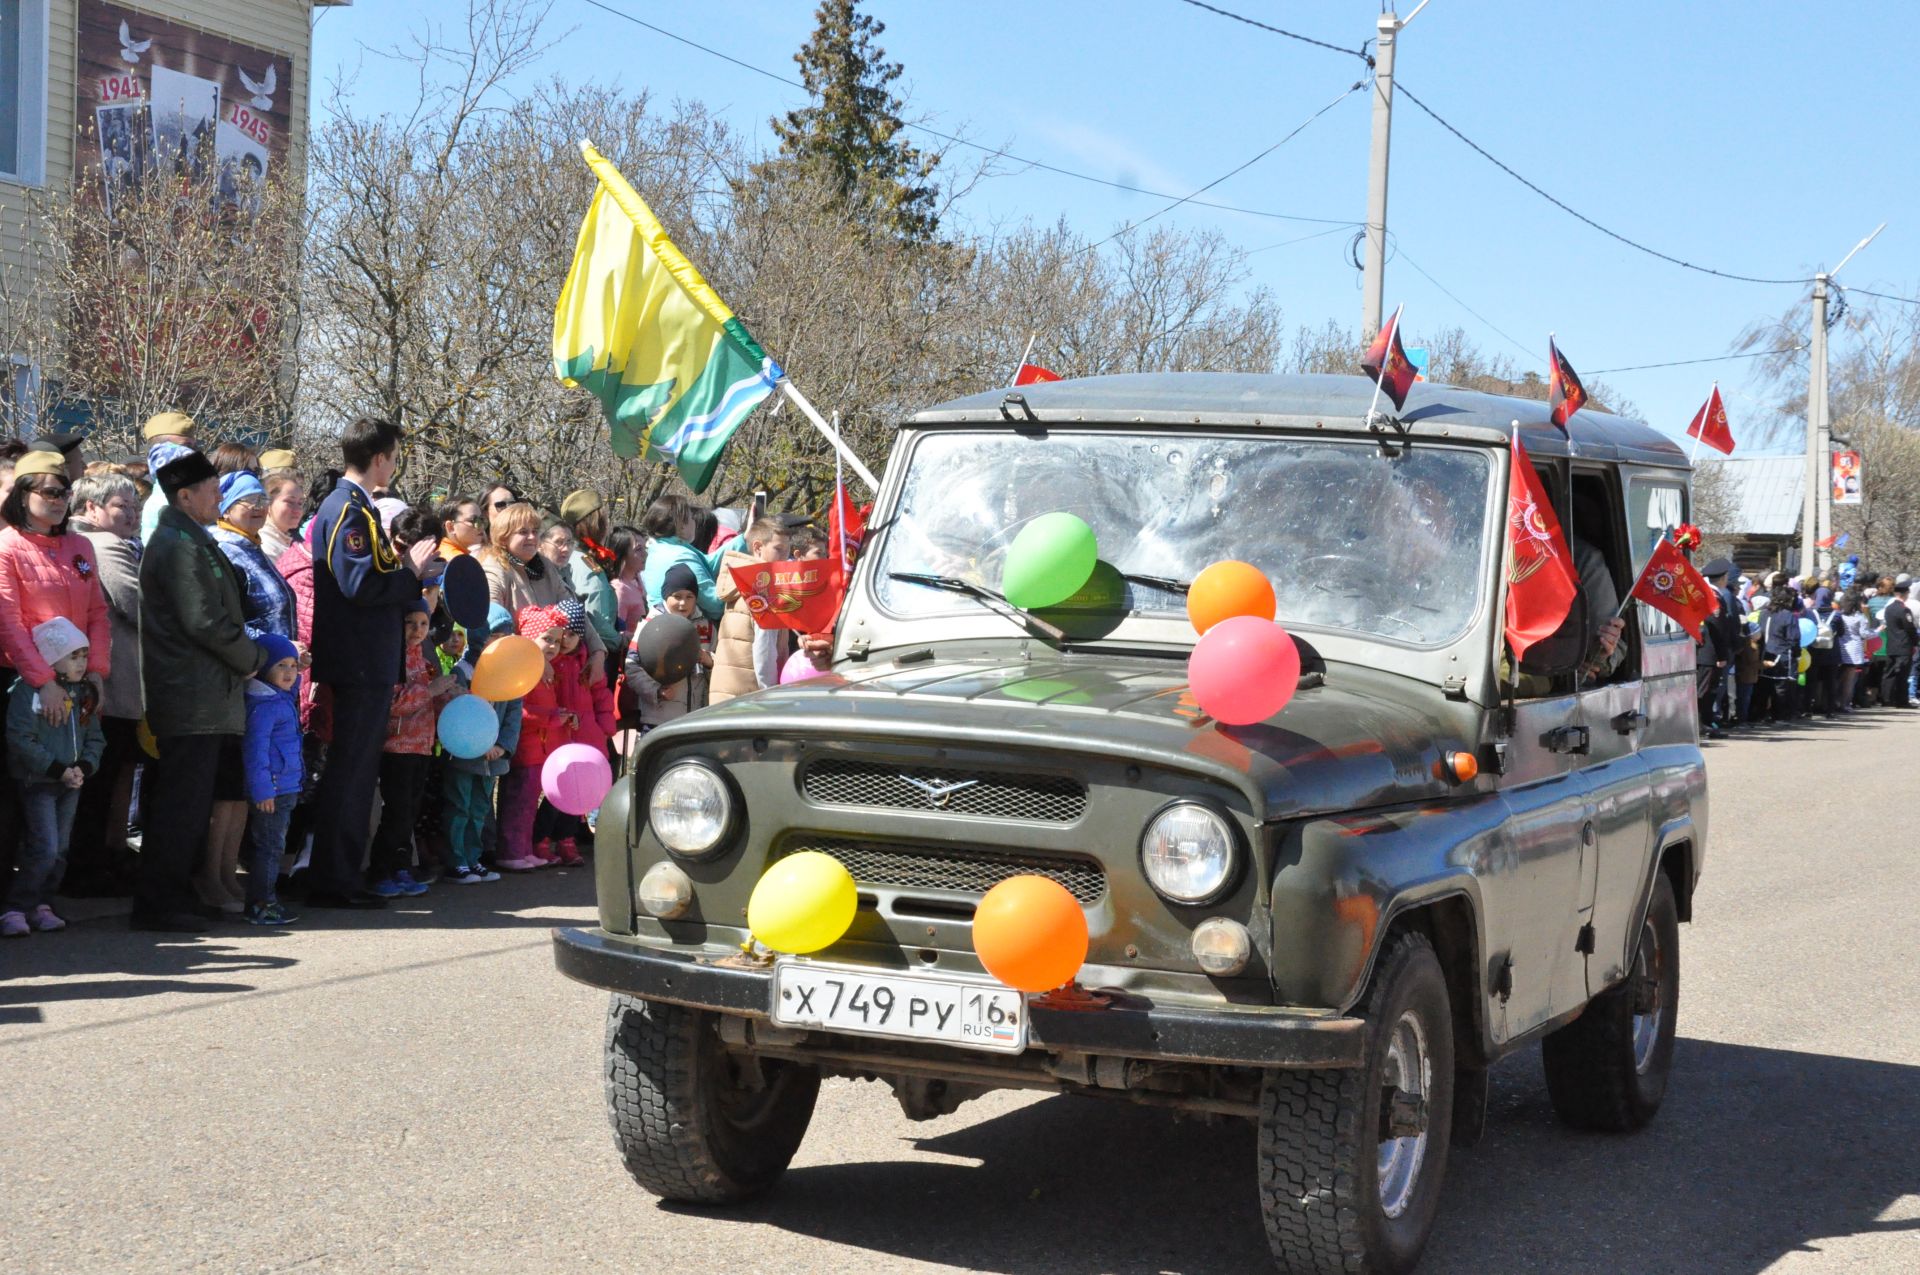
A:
[1362, 304, 1418, 411]
[1505, 433, 1579, 661]
[728, 558, 846, 635]
[1629, 536, 1717, 641]
[1014, 363, 1062, 386]
[1547, 338, 1588, 433]
[553, 142, 781, 493]
[1685, 385, 1735, 454]
[828, 476, 868, 569]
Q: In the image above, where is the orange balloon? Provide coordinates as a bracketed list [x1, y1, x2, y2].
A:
[1186, 560, 1276, 634]
[471, 634, 544, 701]
[972, 875, 1089, 993]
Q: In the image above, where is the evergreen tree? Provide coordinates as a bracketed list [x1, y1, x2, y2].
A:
[769, 0, 939, 240]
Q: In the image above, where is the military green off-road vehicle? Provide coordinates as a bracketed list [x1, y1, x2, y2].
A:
[556, 372, 1705, 1274]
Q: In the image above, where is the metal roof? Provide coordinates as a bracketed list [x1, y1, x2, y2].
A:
[1699, 455, 1806, 537]
[909, 372, 1689, 467]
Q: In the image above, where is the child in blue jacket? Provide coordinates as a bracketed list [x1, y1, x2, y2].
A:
[441, 606, 522, 883]
[242, 633, 304, 925]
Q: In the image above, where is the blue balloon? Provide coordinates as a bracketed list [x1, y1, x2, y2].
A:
[1797, 617, 1818, 647]
[437, 694, 498, 760]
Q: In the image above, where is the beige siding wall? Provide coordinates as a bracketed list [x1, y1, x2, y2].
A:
[1, 0, 316, 369]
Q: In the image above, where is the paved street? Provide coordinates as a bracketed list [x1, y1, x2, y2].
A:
[5, 713, 1920, 1275]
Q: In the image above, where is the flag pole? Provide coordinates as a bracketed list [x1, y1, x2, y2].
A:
[1687, 382, 1712, 465]
[779, 380, 881, 492]
[1011, 332, 1037, 389]
[832, 414, 849, 575]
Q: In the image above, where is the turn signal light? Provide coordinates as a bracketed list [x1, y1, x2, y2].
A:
[1446, 751, 1479, 783]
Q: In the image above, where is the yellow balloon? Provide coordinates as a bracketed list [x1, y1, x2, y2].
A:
[748, 851, 858, 955]
[136, 719, 159, 759]
[471, 635, 543, 701]
[1797, 649, 1811, 675]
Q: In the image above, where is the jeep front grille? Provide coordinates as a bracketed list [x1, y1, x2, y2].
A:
[779, 836, 1105, 905]
[800, 760, 1087, 823]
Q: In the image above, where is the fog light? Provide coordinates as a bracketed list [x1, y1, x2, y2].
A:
[638, 862, 694, 920]
[1191, 917, 1252, 976]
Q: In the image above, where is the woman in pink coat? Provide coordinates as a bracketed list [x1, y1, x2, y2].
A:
[0, 452, 111, 705]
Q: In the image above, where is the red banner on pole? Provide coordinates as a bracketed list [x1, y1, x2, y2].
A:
[728, 559, 846, 635]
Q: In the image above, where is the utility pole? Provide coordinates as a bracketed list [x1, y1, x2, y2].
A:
[1361, 1, 1429, 342]
[1800, 223, 1885, 575]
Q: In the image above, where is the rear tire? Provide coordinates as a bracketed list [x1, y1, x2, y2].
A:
[1257, 931, 1455, 1274]
[603, 994, 820, 1203]
[1542, 872, 1680, 1132]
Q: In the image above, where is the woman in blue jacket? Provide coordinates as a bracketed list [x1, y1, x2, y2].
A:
[638, 492, 725, 624]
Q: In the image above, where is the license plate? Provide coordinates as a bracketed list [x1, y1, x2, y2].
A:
[769, 960, 1027, 1054]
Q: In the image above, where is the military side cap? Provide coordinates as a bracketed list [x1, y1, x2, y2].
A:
[259, 448, 296, 471]
[141, 411, 197, 441]
[13, 450, 67, 480]
[559, 487, 602, 524]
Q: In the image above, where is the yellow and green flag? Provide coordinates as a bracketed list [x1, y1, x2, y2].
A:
[553, 142, 782, 492]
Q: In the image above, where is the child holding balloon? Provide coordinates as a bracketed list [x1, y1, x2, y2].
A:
[367, 601, 460, 897]
[624, 564, 713, 732]
[441, 607, 520, 884]
[497, 605, 574, 873]
[535, 599, 613, 866]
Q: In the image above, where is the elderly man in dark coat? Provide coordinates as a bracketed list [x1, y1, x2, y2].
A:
[132, 446, 267, 932]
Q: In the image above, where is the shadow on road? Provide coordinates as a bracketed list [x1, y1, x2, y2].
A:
[714, 1037, 1920, 1274]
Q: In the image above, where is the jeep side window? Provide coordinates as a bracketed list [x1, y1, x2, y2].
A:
[1628, 479, 1689, 640]
[1507, 465, 1638, 694]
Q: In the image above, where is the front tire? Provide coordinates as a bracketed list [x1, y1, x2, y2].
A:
[1541, 872, 1680, 1132]
[603, 994, 820, 1203]
[1257, 931, 1455, 1274]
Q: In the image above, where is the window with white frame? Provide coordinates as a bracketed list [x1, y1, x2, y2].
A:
[0, 0, 49, 185]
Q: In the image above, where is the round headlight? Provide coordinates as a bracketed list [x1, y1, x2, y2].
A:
[1141, 803, 1238, 904]
[649, 763, 732, 858]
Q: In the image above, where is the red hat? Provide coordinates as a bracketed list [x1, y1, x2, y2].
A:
[515, 604, 566, 638]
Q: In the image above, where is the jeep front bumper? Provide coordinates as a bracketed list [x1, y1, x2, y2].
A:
[554, 927, 1366, 1069]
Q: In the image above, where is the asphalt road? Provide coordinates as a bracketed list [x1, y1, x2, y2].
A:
[5, 712, 1920, 1274]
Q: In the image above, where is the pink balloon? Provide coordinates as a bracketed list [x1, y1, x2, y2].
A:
[541, 743, 613, 816]
[1188, 616, 1302, 726]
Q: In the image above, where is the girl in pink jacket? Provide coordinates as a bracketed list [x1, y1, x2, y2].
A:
[0, 453, 111, 694]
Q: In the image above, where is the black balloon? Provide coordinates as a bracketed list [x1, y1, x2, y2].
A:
[441, 553, 491, 631]
[632, 613, 699, 685]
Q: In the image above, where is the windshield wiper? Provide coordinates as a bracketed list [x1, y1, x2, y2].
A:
[1121, 573, 1190, 595]
[886, 573, 1067, 642]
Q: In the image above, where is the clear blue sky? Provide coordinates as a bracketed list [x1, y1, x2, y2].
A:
[311, 0, 1920, 455]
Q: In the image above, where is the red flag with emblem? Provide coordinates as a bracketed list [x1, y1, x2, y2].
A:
[728, 558, 846, 634]
[1628, 536, 1717, 641]
[1547, 338, 1588, 432]
[1505, 433, 1579, 661]
[1013, 363, 1062, 386]
[1362, 304, 1418, 411]
[1684, 385, 1735, 454]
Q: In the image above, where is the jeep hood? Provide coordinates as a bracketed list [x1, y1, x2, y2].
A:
[655, 651, 1472, 821]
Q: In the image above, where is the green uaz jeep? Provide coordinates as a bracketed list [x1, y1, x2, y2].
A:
[556, 372, 1706, 1274]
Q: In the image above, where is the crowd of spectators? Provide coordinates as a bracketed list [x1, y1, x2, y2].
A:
[0, 416, 834, 937]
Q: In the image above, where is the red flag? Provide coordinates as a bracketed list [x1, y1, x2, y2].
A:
[1685, 386, 1734, 454]
[1816, 532, 1840, 549]
[728, 558, 846, 635]
[1547, 338, 1588, 432]
[1362, 304, 1418, 411]
[1505, 433, 1579, 661]
[1628, 537, 1717, 641]
[828, 481, 868, 567]
[1013, 364, 1062, 386]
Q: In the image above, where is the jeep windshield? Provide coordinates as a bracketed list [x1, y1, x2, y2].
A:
[873, 431, 1492, 648]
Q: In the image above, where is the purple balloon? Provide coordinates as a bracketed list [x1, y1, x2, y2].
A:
[541, 743, 613, 816]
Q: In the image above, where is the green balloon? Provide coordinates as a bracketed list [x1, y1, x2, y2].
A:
[1002, 513, 1098, 609]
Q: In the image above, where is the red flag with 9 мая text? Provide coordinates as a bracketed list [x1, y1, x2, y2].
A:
[1628, 536, 1717, 641]
[1505, 433, 1579, 662]
[729, 558, 846, 634]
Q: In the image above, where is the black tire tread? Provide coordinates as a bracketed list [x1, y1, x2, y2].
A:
[603, 994, 817, 1204]
[1257, 930, 1450, 1275]
[1541, 874, 1678, 1133]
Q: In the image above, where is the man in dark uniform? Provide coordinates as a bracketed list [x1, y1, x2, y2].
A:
[305, 418, 444, 908]
[1694, 558, 1738, 738]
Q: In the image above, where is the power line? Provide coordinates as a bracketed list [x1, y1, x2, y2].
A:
[1588, 345, 1807, 375]
[1246, 223, 1358, 256]
[1393, 80, 1817, 287]
[1389, 241, 1544, 366]
[1843, 285, 1920, 307]
[572, 0, 1357, 227]
[1173, 0, 1373, 65]
[1082, 78, 1367, 254]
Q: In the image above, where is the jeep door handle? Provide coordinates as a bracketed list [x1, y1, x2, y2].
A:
[1611, 710, 1649, 735]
